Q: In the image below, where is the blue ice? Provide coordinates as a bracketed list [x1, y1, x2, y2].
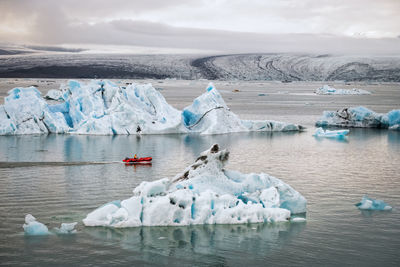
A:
[182, 109, 200, 127]
[23, 214, 50, 236]
[388, 110, 400, 127]
[54, 222, 77, 234]
[313, 127, 349, 139]
[355, 195, 392, 211]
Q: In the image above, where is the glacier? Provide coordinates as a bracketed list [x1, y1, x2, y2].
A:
[355, 195, 392, 211]
[313, 127, 349, 139]
[0, 80, 303, 135]
[23, 214, 50, 236]
[315, 85, 371, 95]
[316, 106, 400, 130]
[83, 144, 307, 227]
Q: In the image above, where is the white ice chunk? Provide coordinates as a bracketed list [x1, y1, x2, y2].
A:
[82, 200, 121, 226]
[315, 85, 371, 95]
[260, 187, 280, 208]
[54, 222, 77, 234]
[23, 214, 50, 236]
[45, 89, 64, 101]
[291, 217, 306, 222]
[356, 195, 392, 211]
[313, 127, 349, 138]
[83, 144, 307, 227]
[316, 106, 397, 128]
[133, 178, 170, 197]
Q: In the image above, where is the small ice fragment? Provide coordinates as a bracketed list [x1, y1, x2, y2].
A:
[158, 237, 166, 240]
[356, 195, 392, 211]
[315, 85, 371, 95]
[291, 217, 306, 222]
[315, 106, 400, 129]
[313, 127, 349, 139]
[54, 222, 78, 234]
[23, 214, 50, 236]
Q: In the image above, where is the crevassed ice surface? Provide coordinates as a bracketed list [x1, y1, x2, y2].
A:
[83, 144, 306, 227]
[316, 106, 400, 129]
[0, 80, 303, 135]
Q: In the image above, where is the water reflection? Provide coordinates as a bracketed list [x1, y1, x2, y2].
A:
[359, 209, 393, 218]
[388, 130, 400, 152]
[85, 222, 305, 262]
[1, 127, 399, 266]
[313, 136, 349, 143]
[0, 132, 304, 164]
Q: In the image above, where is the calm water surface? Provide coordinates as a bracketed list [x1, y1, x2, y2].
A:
[0, 129, 399, 266]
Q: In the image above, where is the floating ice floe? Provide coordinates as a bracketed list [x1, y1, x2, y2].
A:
[54, 222, 78, 234]
[313, 127, 349, 139]
[316, 106, 400, 130]
[23, 214, 50, 236]
[0, 80, 303, 135]
[315, 85, 371, 95]
[355, 195, 392, 211]
[83, 144, 307, 227]
[23, 214, 78, 235]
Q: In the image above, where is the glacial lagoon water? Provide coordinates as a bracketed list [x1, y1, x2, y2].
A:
[0, 129, 399, 266]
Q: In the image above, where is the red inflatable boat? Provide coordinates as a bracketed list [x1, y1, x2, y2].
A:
[123, 157, 152, 164]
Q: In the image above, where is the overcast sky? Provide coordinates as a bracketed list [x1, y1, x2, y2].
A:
[1, 0, 399, 54]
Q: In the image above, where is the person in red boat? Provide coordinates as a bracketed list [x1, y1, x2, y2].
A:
[133, 154, 138, 159]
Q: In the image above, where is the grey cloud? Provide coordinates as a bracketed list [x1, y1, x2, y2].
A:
[0, 0, 399, 54]
[27, 19, 400, 55]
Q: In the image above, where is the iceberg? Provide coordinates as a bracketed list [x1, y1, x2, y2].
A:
[23, 214, 50, 236]
[183, 83, 304, 134]
[54, 222, 78, 234]
[0, 80, 303, 135]
[0, 87, 70, 135]
[355, 195, 392, 211]
[83, 144, 307, 227]
[313, 127, 349, 139]
[315, 85, 371, 95]
[316, 106, 400, 129]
